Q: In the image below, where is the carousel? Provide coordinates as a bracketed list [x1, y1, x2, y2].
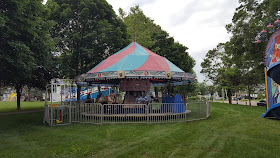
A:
[85, 42, 194, 102]
[44, 42, 210, 126]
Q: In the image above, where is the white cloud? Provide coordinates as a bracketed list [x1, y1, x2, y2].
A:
[107, 0, 239, 82]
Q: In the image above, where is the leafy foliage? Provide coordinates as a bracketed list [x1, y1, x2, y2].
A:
[47, 0, 129, 78]
[0, 0, 57, 109]
[201, 43, 242, 104]
[120, 5, 196, 95]
[201, 0, 280, 104]
[120, 5, 195, 73]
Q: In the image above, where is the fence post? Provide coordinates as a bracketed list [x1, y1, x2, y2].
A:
[206, 102, 208, 118]
[101, 104, 103, 125]
[69, 84, 72, 124]
[78, 101, 80, 122]
[50, 106, 53, 126]
[185, 103, 187, 122]
[208, 102, 211, 117]
[146, 104, 149, 124]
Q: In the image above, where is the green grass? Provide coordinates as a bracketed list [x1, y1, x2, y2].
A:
[0, 102, 279, 157]
[0, 101, 45, 113]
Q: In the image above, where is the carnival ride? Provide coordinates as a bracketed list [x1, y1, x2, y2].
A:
[8, 93, 17, 102]
[256, 17, 280, 119]
[44, 42, 210, 126]
[84, 42, 194, 114]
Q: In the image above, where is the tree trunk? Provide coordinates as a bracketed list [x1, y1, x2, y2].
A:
[222, 88, 224, 103]
[16, 84, 22, 110]
[167, 84, 171, 96]
[171, 86, 174, 96]
[155, 87, 158, 98]
[80, 53, 84, 74]
[27, 86, 31, 101]
[160, 87, 164, 97]
[227, 89, 232, 104]
[248, 85, 251, 106]
[77, 85, 81, 101]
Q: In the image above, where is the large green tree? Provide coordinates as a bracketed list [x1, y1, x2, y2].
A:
[0, 0, 57, 109]
[202, 0, 280, 104]
[120, 5, 196, 95]
[47, 0, 129, 78]
[120, 5, 195, 73]
[201, 43, 242, 104]
[225, 0, 280, 104]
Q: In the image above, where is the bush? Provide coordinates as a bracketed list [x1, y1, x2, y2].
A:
[188, 96, 208, 101]
[257, 94, 265, 100]
[189, 96, 199, 100]
[201, 97, 207, 101]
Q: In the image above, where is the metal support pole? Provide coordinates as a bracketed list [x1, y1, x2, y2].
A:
[50, 82, 53, 126]
[61, 84, 62, 105]
[69, 83, 72, 124]
[264, 67, 269, 109]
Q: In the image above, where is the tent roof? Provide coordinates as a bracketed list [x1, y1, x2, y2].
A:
[88, 42, 184, 73]
[85, 42, 194, 83]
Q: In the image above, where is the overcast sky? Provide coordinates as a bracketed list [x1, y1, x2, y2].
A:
[107, 0, 239, 82]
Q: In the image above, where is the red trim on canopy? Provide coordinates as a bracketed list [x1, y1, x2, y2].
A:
[88, 43, 136, 73]
[134, 45, 170, 71]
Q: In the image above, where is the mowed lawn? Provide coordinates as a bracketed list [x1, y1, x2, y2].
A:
[0, 101, 45, 113]
[0, 102, 279, 158]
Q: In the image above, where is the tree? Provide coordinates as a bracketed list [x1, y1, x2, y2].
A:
[224, 0, 280, 105]
[47, 0, 130, 100]
[120, 5, 196, 95]
[47, 0, 129, 78]
[122, 5, 157, 48]
[0, 0, 57, 109]
[175, 81, 197, 99]
[201, 43, 242, 104]
[121, 5, 195, 73]
[202, 0, 280, 105]
[196, 82, 208, 96]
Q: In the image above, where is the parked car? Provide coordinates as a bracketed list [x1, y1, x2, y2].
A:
[237, 96, 254, 100]
[244, 95, 254, 100]
[237, 96, 245, 100]
[257, 100, 266, 106]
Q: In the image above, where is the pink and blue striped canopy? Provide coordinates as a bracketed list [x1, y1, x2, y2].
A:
[88, 42, 184, 73]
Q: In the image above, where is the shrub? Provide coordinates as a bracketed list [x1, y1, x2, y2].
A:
[189, 96, 199, 100]
[257, 94, 265, 100]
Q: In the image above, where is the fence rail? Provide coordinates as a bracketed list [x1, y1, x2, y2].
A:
[44, 102, 210, 126]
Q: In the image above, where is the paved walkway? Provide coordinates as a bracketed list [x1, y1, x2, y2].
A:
[0, 109, 44, 116]
[214, 100, 258, 106]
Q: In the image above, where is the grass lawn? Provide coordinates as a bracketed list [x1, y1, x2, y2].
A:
[0, 102, 279, 158]
[0, 101, 45, 113]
